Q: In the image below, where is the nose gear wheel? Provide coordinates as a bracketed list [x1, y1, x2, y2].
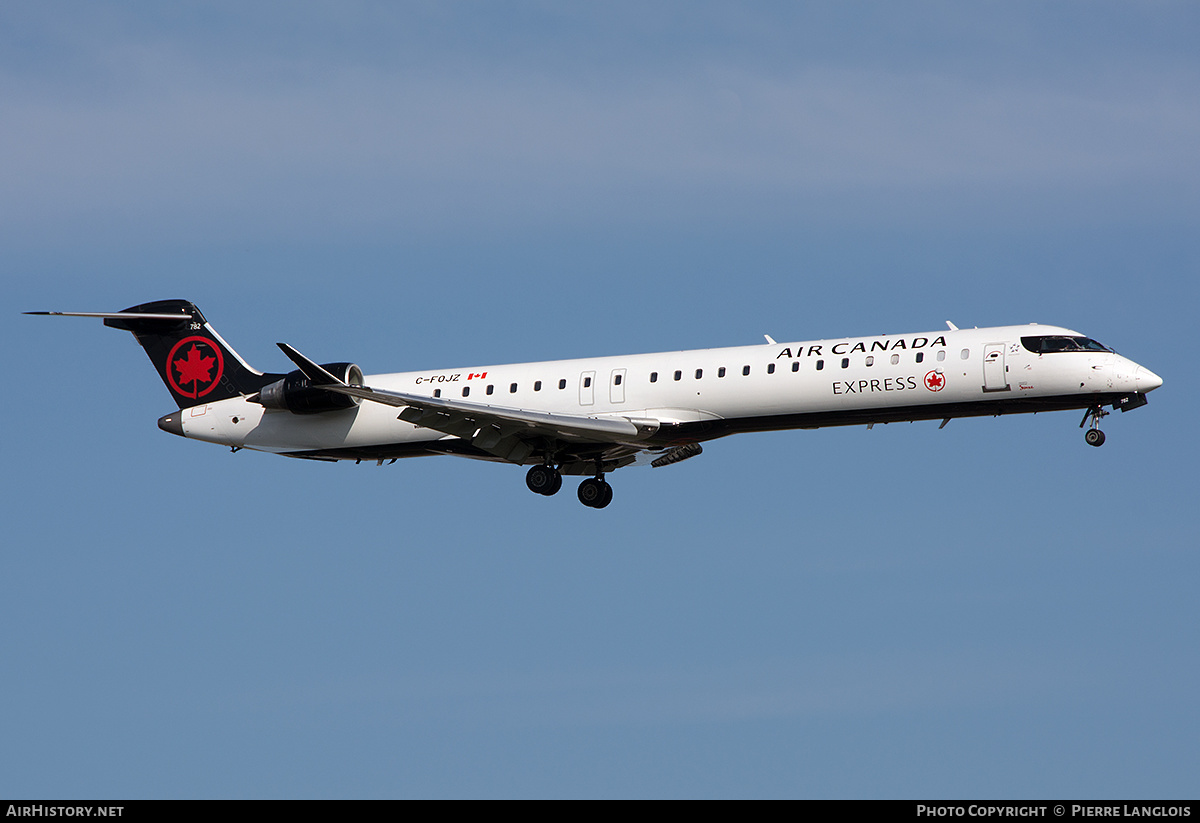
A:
[1080, 405, 1109, 447]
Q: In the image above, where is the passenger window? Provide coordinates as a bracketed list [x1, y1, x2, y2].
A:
[916, 352, 924, 364]
[534, 381, 542, 391]
[650, 372, 658, 383]
[890, 354, 899, 365]
[695, 369, 703, 379]
[487, 385, 494, 395]
[792, 361, 799, 372]
[433, 389, 441, 398]
[841, 358, 849, 369]
[718, 367, 726, 377]
[960, 349, 969, 360]
[742, 365, 750, 376]
[936, 351, 945, 362]
[558, 379, 566, 390]
[816, 360, 824, 370]
[674, 370, 682, 381]
[865, 356, 874, 367]
[462, 387, 470, 397]
[510, 383, 518, 393]
[767, 363, 775, 374]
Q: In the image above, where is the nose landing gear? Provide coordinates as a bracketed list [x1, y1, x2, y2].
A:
[1080, 405, 1109, 447]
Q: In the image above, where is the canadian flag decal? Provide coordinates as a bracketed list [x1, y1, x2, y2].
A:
[467, 372, 487, 380]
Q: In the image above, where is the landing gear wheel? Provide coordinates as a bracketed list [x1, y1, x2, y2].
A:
[577, 478, 602, 507]
[578, 478, 613, 508]
[526, 464, 562, 495]
[1080, 405, 1110, 447]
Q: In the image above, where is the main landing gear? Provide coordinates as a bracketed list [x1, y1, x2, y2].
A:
[577, 476, 613, 509]
[1080, 405, 1108, 447]
[525, 463, 613, 508]
[525, 464, 562, 496]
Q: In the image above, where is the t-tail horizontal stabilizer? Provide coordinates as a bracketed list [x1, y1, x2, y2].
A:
[26, 300, 277, 408]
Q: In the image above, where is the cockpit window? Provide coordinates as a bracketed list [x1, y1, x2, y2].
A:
[1021, 336, 1112, 354]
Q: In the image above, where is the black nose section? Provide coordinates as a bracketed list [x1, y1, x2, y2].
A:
[157, 412, 184, 437]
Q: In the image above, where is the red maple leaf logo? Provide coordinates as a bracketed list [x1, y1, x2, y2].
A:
[924, 370, 945, 391]
[174, 344, 215, 388]
[166, 337, 224, 398]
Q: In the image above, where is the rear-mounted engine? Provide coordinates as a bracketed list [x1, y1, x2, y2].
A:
[254, 363, 364, 414]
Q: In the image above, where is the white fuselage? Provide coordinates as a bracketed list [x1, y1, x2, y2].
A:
[174, 324, 1160, 459]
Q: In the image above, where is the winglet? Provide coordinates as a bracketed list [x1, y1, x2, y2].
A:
[277, 342, 345, 385]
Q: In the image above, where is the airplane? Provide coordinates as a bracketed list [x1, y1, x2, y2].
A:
[28, 300, 1162, 508]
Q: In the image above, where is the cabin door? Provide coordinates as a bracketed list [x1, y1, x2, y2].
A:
[610, 368, 627, 404]
[579, 370, 595, 405]
[982, 344, 1010, 392]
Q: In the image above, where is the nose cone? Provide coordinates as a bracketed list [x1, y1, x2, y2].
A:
[1135, 366, 1163, 393]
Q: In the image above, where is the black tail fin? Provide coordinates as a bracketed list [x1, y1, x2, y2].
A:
[103, 300, 280, 408]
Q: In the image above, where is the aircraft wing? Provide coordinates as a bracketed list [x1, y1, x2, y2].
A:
[327, 382, 659, 440]
[276, 343, 661, 465]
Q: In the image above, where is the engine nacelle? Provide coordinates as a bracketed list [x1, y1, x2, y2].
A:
[256, 362, 364, 414]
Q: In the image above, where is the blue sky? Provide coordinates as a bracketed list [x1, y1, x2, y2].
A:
[2, 2, 1197, 798]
